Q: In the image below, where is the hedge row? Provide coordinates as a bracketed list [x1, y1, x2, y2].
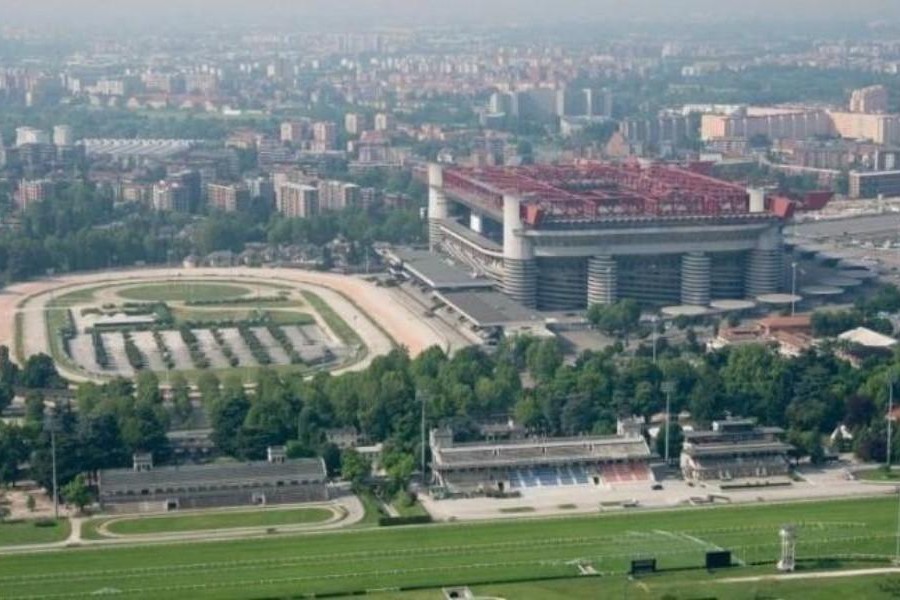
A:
[178, 325, 210, 370]
[185, 295, 288, 307]
[211, 328, 240, 368]
[237, 324, 272, 366]
[377, 515, 433, 527]
[122, 332, 146, 371]
[152, 329, 176, 371]
[266, 324, 302, 365]
[92, 330, 109, 369]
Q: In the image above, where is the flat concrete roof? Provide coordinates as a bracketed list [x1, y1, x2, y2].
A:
[819, 276, 863, 288]
[438, 290, 544, 328]
[800, 285, 844, 296]
[757, 294, 803, 305]
[390, 248, 494, 291]
[710, 299, 756, 311]
[840, 268, 878, 280]
[661, 305, 711, 317]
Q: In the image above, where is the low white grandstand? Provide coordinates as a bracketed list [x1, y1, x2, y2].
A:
[429, 422, 653, 495]
[680, 418, 794, 485]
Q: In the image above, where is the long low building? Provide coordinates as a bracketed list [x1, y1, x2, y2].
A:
[98, 447, 328, 513]
[430, 422, 653, 495]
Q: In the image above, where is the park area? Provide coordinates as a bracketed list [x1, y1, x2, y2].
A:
[1, 496, 899, 599]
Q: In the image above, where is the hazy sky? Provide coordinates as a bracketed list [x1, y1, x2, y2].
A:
[4, 0, 900, 29]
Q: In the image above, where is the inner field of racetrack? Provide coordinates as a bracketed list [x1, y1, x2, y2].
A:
[0, 496, 897, 599]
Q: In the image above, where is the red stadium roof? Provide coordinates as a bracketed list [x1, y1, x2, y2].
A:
[440, 162, 763, 225]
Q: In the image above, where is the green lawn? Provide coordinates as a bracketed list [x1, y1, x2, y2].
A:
[117, 283, 252, 303]
[856, 468, 900, 482]
[0, 518, 70, 547]
[103, 507, 334, 536]
[301, 290, 363, 347]
[1, 497, 899, 599]
[391, 499, 430, 519]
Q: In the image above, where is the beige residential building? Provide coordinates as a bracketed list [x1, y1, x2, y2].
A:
[277, 182, 319, 218]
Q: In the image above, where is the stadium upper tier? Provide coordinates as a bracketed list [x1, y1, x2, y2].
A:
[440, 162, 758, 225]
[432, 435, 651, 470]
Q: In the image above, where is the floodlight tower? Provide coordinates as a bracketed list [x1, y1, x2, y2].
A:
[777, 525, 796, 572]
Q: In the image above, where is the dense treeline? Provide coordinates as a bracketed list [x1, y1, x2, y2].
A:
[6, 327, 900, 499]
[0, 181, 190, 282]
[0, 176, 425, 283]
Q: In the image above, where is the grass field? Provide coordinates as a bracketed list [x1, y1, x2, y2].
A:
[0, 519, 70, 547]
[103, 507, 334, 536]
[1, 497, 899, 599]
[857, 468, 900, 482]
[117, 283, 252, 303]
[301, 290, 363, 348]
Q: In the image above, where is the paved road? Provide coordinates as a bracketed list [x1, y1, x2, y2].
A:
[719, 566, 900, 583]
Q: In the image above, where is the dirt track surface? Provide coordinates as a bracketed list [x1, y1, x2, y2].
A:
[2, 267, 449, 379]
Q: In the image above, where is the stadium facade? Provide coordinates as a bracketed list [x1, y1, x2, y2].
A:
[427, 162, 785, 310]
[680, 419, 793, 485]
[429, 421, 653, 494]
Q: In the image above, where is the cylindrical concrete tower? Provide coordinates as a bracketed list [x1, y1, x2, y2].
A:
[746, 226, 783, 298]
[427, 163, 448, 251]
[748, 187, 766, 213]
[587, 255, 618, 306]
[502, 194, 537, 308]
[681, 252, 711, 306]
[469, 212, 483, 234]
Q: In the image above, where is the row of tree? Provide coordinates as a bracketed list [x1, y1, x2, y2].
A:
[6, 315, 900, 497]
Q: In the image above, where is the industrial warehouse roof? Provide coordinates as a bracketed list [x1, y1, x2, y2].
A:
[437, 290, 544, 328]
[440, 163, 758, 225]
[389, 248, 494, 290]
[99, 459, 326, 495]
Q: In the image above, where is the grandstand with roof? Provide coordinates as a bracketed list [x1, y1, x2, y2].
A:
[429, 419, 653, 495]
[98, 447, 329, 513]
[680, 419, 794, 486]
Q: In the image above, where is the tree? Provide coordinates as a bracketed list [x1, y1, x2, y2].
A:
[587, 300, 641, 338]
[135, 371, 162, 406]
[62, 474, 92, 513]
[210, 378, 250, 457]
[384, 452, 415, 496]
[20, 354, 64, 389]
[341, 448, 371, 488]
[0, 423, 29, 485]
[170, 373, 193, 426]
[526, 338, 563, 383]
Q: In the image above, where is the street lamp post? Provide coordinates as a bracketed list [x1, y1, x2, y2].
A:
[417, 390, 429, 487]
[790, 262, 798, 316]
[889, 377, 896, 471]
[661, 380, 676, 467]
[43, 414, 60, 520]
